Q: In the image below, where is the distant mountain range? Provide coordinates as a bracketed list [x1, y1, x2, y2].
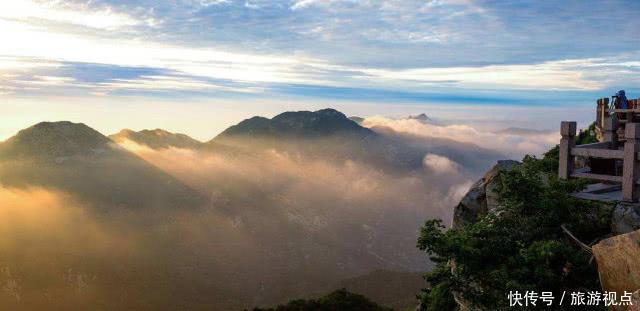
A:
[0, 108, 504, 310]
[110, 128, 202, 149]
[0, 107, 502, 218]
[0, 121, 204, 210]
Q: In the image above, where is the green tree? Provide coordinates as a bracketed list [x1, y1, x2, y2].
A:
[417, 150, 613, 310]
[575, 122, 598, 145]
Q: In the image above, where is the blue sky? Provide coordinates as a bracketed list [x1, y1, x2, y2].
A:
[0, 0, 639, 139]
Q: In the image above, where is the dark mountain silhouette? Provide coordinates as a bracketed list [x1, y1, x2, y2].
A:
[212, 108, 420, 171]
[406, 113, 443, 125]
[349, 116, 365, 124]
[109, 128, 203, 149]
[212, 108, 502, 174]
[0, 121, 205, 209]
[408, 113, 431, 123]
[0, 121, 113, 159]
[216, 108, 373, 139]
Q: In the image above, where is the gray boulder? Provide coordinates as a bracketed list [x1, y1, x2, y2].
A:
[612, 203, 640, 235]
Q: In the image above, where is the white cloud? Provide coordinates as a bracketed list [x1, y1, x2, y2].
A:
[100, 75, 222, 91]
[19, 75, 76, 86]
[0, 55, 61, 71]
[97, 75, 263, 93]
[423, 153, 460, 174]
[244, 1, 260, 9]
[199, 0, 231, 6]
[290, 0, 319, 10]
[362, 116, 560, 159]
[0, 56, 67, 94]
[0, 0, 141, 30]
[0, 1, 637, 95]
[445, 180, 474, 203]
[0, 18, 336, 87]
[358, 59, 618, 91]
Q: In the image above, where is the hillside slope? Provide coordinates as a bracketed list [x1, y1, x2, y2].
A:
[0, 121, 205, 210]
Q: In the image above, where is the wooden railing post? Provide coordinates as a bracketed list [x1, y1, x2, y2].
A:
[623, 123, 640, 202]
[603, 117, 619, 149]
[559, 121, 576, 179]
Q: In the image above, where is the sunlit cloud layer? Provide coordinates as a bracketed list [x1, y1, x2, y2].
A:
[362, 116, 560, 159]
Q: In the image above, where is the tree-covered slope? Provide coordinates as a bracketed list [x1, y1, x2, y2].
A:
[416, 142, 614, 310]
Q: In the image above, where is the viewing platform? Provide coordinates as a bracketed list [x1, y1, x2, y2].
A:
[560, 96, 640, 203]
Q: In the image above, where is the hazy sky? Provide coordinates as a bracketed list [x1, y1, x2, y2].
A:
[0, 0, 639, 140]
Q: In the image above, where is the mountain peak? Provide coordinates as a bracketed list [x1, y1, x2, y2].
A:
[315, 108, 347, 117]
[408, 113, 431, 122]
[110, 128, 202, 149]
[216, 108, 373, 139]
[0, 121, 112, 158]
[28, 121, 99, 135]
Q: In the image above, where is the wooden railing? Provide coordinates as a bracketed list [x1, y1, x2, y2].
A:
[559, 120, 640, 202]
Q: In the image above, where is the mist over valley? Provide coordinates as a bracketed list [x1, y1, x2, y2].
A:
[0, 108, 531, 309]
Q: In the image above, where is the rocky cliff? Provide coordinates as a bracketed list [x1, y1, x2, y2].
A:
[452, 160, 520, 228]
[444, 160, 521, 311]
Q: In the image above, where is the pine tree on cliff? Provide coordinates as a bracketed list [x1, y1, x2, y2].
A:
[417, 129, 613, 310]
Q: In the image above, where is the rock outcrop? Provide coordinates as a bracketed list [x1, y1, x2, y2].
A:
[593, 229, 640, 311]
[448, 158, 640, 310]
[452, 160, 520, 227]
[443, 160, 520, 311]
[611, 203, 640, 235]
